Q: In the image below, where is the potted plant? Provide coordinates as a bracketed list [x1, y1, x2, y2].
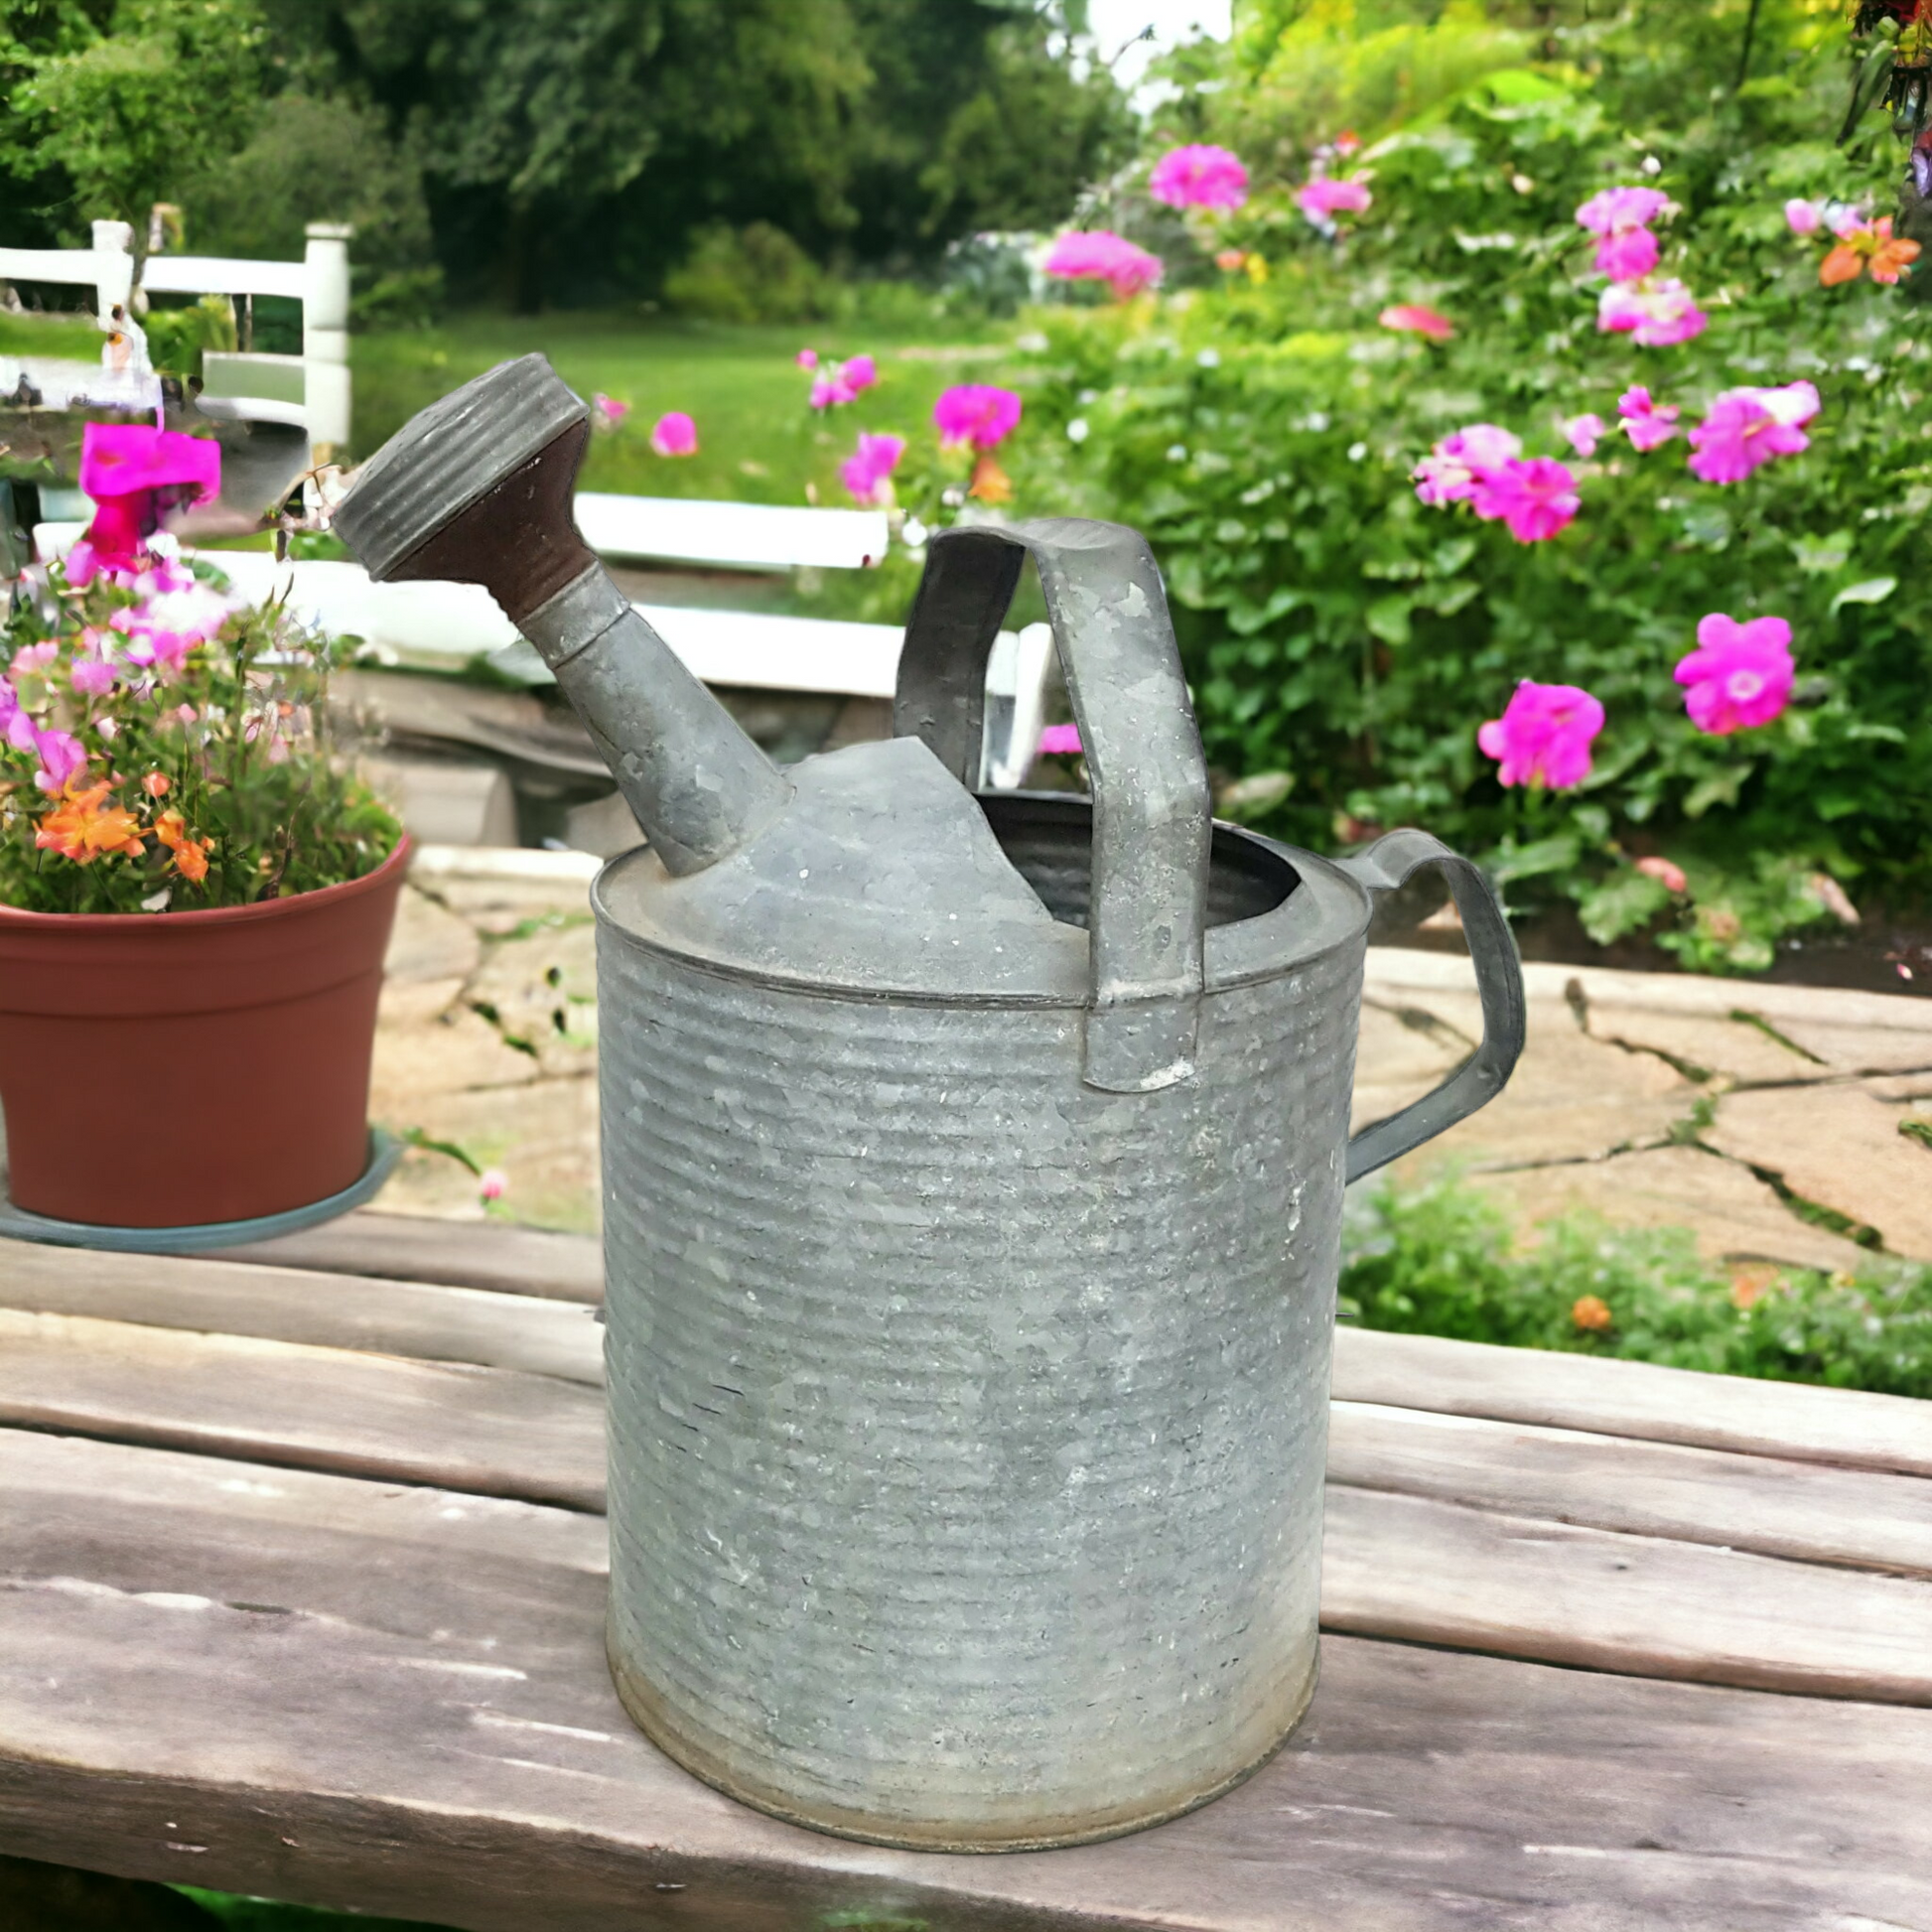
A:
[0, 421, 405, 1240]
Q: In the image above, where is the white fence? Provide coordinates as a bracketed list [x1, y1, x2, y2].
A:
[0, 218, 350, 451]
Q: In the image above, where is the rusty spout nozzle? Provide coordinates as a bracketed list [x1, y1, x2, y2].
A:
[332, 353, 788, 876]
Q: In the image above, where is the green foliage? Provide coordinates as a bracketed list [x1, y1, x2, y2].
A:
[1341, 1172, 1932, 1398]
[666, 222, 834, 326]
[177, 1887, 452, 1930]
[140, 292, 236, 382]
[10, 0, 268, 240]
[1004, 4, 1932, 963]
[181, 93, 444, 328]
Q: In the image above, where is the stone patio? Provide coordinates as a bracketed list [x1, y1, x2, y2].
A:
[372, 849, 1932, 1268]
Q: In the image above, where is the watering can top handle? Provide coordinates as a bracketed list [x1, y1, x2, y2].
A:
[1338, 829, 1527, 1185]
[894, 518, 1212, 1095]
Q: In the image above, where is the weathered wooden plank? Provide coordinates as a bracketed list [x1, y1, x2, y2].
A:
[2, 1430, 1927, 1932]
[1323, 1484, 1932, 1704]
[1335, 1323, 1932, 1477]
[205, 1210, 604, 1303]
[1329, 1400, 1932, 1578]
[0, 1311, 604, 1511]
[0, 1238, 603, 1386]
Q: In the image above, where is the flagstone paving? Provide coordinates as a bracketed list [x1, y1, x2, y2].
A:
[370, 850, 1932, 1268]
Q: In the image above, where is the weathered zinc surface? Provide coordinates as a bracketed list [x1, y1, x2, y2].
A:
[335, 354, 1523, 1852]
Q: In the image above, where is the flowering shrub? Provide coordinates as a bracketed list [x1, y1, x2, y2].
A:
[1000, 21, 1932, 972]
[1, 427, 398, 915]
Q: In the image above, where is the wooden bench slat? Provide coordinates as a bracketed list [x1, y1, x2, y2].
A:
[3, 1428, 1927, 1932]
[1335, 1324, 1932, 1477]
[0, 1238, 603, 1386]
[1330, 1400, 1932, 1579]
[1323, 1484, 1932, 1706]
[7, 1308, 1931, 1705]
[0, 1310, 604, 1512]
[205, 1211, 604, 1303]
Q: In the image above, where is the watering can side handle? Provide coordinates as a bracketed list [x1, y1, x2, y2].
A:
[1337, 830, 1526, 1185]
[896, 520, 1212, 1094]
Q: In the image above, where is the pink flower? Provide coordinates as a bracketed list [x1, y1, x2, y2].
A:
[0, 679, 29, 753]
[1478, 681, 1605, 789]
[1685, 381, 1819, 484]
[70, 658, 116, 697]
[1214, 247, 1246, 271]
[838, 431, 906, 506]
[796, 348, 819, 368]
[649, 412, 698, 457]
[1560, 412, 1607, 457]
[32, 726, 86, 793]
[1636, 855, 1689, 894]
[1044, 229, 1164, 299]
[1674, 614, 1795, 734]
[1297, 176, 1373, 221]
[842, 353, 878, 394]
[1037, 723, 1083, 757]
[1576, 187, 1670, 279]
[1785, 199, 1823, 237]
[807, 353, 882, 410]
[1379, 304, 1455, 342]
[479, 1168, 508, 1202]
[1828, 204, 1869, 239]
[77, 421, 220, 504]
[1150, 143, 1250, 211]
[1596, 278, 1707, 347]
[933, 384, 1022, 453]
[1469, 456, 1581, 542]
[11, 642, 58, 679]
[592, 393, 629, 428]
[1617, 385, 1681, 453]
[1413, 423, 1522, 506]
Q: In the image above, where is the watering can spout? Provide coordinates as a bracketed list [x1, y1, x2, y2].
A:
[331, 353, 789, 875]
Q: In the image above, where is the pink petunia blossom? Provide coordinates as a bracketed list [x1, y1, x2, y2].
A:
[1596, 278, 1708, 347]
[933, 384, 1022, 453]
[1044, 229, 1164, 299]
[1379, 304, 1455, 341]
[796, 348, 819, 368]
[1636, 855, 1689, 894]
[1828, 204, 1869, 239]
[1785, 199, 1824, 236]
[1413, 424, 1522, 506]
[1593, 225, 1661, 283]
[1560, 412, 1607, 457]
[1297, 176, 1373, 222]
[32, 726, 86, 793]
[1674, 614, 1795, 734]
[838, 431, 906, 506]
[1149, 143, 1250, 211]
[69, 658, 116, 697]
[1577, 187, 1671, 238]
[479, 1168, 508, 1202]
[807, 352, 882, 409]
[1037, 723, 1083, 756]
[592, 393, 629, 428]
[11, 642, 58, 679]
[1478, 680, 1605, 790]
[0, 679, 28, 753]
[649, 412, 698, 457]
[1469, 456, 1581, 543]
[1685, 380, 1819, 484]
[1617, 385, 1682, 453]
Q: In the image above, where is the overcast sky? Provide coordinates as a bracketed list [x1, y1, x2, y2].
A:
[1085, 0, 1234, 98]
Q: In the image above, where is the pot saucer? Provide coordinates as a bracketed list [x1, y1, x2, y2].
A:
[0, 1128, 401, 1255]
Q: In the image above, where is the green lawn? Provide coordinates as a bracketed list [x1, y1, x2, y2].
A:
[350, 310, 1021, 507]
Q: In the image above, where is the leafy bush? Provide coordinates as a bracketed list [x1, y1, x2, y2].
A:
[997, 3, 1932, 967]
[665, 222, 835, 326]
[1340, 1172, 1932, 1398]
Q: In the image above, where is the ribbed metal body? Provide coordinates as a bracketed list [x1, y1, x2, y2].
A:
[599, 897, 1364, 1851]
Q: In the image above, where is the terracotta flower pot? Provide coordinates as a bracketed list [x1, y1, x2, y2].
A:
[0, 837, 410, 1228]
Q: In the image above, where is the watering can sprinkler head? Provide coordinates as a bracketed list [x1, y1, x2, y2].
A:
[332, 353, 789, 875]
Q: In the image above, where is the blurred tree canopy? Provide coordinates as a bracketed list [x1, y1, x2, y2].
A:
[1, 0, 1131, 312]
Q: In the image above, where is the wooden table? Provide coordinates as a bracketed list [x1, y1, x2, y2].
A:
[2, 1213, 1929, 1931]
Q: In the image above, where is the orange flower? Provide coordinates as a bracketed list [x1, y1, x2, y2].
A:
[967, 453, 1014, 504]
[35, 782, 145, 864]
[1820, 216, 1921, 287]
[153, 808, 212, 883]
[1571, 1294, 1614, 1333]
[142, 770, 171, 797]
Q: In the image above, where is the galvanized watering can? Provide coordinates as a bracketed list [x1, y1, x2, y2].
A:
[337, 355, 1526, 1853]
